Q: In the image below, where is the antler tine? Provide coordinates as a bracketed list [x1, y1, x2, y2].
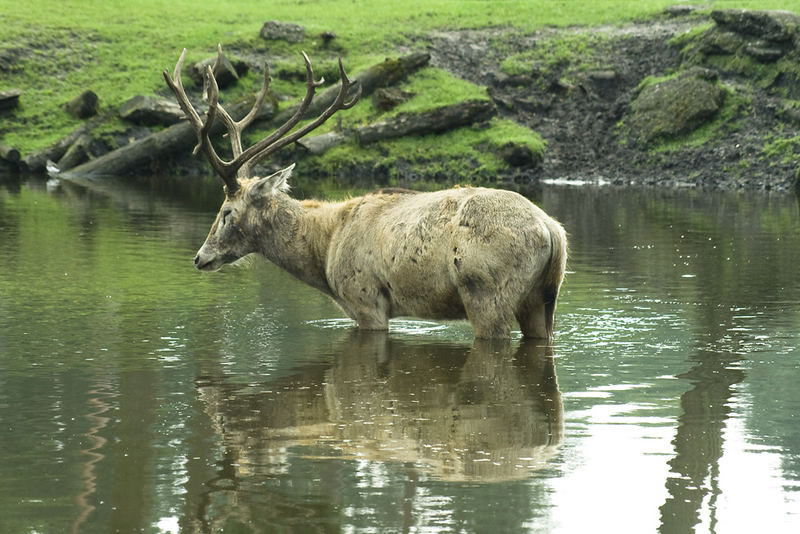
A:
[164, 49, 201, 129]
[164, 48, 239, 194]
[165, 47, 359, 191]
[237, 54, 361, 177]
[241, 57, 362, 170]
[335, 57, 362, 110]
[235, 51, 325, 178]
[205, 58, 271, 181]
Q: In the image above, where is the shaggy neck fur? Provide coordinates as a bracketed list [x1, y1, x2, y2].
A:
[249, 192, 353, 296]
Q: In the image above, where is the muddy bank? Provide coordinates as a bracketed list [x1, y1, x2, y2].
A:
[428, 9, 800, 192]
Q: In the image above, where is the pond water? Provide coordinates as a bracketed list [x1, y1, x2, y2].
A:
[1, 175, 799, 533]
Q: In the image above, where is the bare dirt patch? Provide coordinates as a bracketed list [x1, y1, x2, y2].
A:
[426, 14, 798, 191]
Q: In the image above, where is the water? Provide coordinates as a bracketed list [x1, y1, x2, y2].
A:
[1, 176, 799, 533]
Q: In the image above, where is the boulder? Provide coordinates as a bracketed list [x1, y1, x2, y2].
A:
[489, 71, 536, 88]
[496, 142, 539, 167]
[319, 31, 337, 48]
[584, 70, 620, 99]
[119, 95, 183, 126]
[744, 41, 785, 63]
[699, 30, 745, 56]
[0, 88, 21, 111]
[64, 90, 98, 119]
[512, 94, 552, 113]
[664, 5, 700, 18]
[260, 21, 305, 43]
[711, 9, 800, 42]
[189, 53, 247, 89]
[627, 70, 726, 146]
[372, 87, 415, 111]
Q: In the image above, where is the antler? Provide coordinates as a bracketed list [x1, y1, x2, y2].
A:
[163, 45, 361, 196]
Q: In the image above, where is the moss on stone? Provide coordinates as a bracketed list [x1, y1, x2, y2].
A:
[625, 70, 726, 147]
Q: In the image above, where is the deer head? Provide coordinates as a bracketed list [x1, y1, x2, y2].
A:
[163, 45, 360, 270]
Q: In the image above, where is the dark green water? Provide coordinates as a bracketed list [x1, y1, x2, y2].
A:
[1, 176, 798, 533]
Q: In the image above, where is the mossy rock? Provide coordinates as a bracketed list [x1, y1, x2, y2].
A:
[679, 9, 800, 96]
[710, 9, 800, 43]
[626, 70, 726, 147]
[699, 30, 745, 56]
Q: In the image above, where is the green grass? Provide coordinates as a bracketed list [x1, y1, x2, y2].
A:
[763, 133, 800, 164]
[0, 0, 691, 152]
[500, 31, 615, 82]
[305, 115, 545, 186]
[2, 0, 800, 169]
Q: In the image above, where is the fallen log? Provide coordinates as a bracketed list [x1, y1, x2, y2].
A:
[356, 99, 496, 144]
[0, 145, 21, 163]
[296, 131, 352, 155]
[56, 134, 93, 170]
[67, 98, 274, 177]
[298, 98, 497, 156]
[268, 52, 430, 127]
[21, 119, 102, 173]
[67, 52, 430, 177]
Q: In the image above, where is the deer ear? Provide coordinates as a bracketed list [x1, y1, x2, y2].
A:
[249, 164, 295, 199]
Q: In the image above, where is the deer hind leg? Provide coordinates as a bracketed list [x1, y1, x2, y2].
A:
[516, 288, 551, 340]
[457, 280, 515, 339]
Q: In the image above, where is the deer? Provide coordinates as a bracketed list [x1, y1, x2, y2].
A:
[164, 46, 567, 339]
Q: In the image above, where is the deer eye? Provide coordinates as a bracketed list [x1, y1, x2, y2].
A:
[221, 209, 232, 226]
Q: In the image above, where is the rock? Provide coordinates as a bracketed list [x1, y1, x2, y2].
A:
[489, 71, 536, 88]
[119, 95, 184, 126]
[260, 21, 305, 43]
[744, 41, 785, 62]
[679, 66, 719, 82]
[0, 88, 21, 111]
[487, 87, 516, 110]
[64, 90, 98, 119]
[496, 142, 539, 167]
[372, 87, 415, 111]
[699, 30, 745, 55]
[711, 9, 800, 42]
[627, 71, 726, 146]
[782, 104, 800, 125]
[664, 5, 700, 18]
[512, 94, 552, 113]
[189, 53, 246, 89]
[547, 78, 576, 94]
[319, 31, 337, 47]
[585, 70, 620, 99]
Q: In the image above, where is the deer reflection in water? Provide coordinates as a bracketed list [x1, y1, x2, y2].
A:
[195, 335, 562, 484]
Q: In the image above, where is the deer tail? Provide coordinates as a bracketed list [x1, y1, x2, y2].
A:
[542, 217, 568, 340]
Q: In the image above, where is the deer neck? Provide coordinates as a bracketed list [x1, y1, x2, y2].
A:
[253, 194, 340, 295]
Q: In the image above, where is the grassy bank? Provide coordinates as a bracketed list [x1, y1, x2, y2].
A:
[2, 0, 799, 181]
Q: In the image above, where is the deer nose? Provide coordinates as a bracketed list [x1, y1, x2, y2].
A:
[194, 254, 200, 266]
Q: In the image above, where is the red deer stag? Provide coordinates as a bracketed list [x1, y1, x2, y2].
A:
[164, 46, 567, 339]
